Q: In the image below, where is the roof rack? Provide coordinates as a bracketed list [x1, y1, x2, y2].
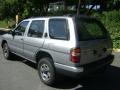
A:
[63, 14, 74, 17]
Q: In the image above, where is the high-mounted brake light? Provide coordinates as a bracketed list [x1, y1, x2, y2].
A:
[71, 48, 81, 63]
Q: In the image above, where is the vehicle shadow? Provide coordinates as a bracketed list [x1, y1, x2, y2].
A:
[9, 55, 37, 69]
[23, 59, 120, 90]
[9, 56, 120, 90]
[54, 66, 120, 90]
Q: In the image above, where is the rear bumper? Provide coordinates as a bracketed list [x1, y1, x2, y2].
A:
[55, 54, 114, 77]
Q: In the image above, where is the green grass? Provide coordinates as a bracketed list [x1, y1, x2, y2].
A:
[0, 20, 9, 28]
[0, 19, 15, 29]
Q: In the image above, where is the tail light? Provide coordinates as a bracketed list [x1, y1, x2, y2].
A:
[71, 48, 81, 63]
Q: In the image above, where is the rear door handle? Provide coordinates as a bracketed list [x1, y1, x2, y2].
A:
[21, 38, 24, 40]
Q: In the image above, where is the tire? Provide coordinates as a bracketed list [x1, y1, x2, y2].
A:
[2, 43, 12, 59]
[38, 57, 56, 86]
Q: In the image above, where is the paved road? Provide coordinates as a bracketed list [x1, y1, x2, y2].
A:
[0, 37, 120, 90]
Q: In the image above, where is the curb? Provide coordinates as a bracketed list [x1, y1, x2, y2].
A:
[0, 28, 11, 35]
[113, 49, 120, 52]
[0, 28, 11, 31]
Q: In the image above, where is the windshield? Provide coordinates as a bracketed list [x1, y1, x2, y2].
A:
[75, 17, 108, 41]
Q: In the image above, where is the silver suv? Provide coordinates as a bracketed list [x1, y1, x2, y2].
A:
[1, 16, 114, 85]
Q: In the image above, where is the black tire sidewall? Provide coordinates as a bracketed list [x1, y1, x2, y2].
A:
[3, 43, 10, 59]
[38, 57, 55, 86]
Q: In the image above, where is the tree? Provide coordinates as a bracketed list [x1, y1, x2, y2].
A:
[0, 0, 6, 19]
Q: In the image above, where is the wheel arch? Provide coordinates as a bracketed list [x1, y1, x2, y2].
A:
[35, 50, 54, 64]
[1, 40, 7, 48]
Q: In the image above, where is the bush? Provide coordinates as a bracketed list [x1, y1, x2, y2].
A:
[94, 10, 120, 48]
[0, 18, 15, 29]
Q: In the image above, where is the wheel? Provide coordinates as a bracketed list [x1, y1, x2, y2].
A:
[2, 43, 12, 59]
[38, 57, 56, 86]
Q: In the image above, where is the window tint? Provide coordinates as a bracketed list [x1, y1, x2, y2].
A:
[75, 17, 107, 41]
[15, 21, 29, 36]
[28, 20, 44, 38]
[49, 19, 69, 40]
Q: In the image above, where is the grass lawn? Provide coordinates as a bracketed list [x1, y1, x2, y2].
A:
[0, 20, 8, 28]
[0, 19, 15, 29]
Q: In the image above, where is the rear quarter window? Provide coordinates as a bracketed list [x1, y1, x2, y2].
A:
[49, 19, 69, 40]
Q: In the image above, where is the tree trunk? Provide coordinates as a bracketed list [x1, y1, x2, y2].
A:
[77, 0, 81, 15]
[85, 4, 96, 15]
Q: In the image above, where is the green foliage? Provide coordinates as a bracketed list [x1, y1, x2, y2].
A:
[0, 18, 15, 28]
[94, 10, 120, 48]
[0, 0, 6, 19]
[0, 0, 21, 19]
[22, 9, 29, 18]
[104, 10, 120, 23]
[103, 11, 120, 48]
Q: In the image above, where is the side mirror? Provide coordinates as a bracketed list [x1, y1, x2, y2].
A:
[11, 30, 15, 36]
[9, 29, 23, 36]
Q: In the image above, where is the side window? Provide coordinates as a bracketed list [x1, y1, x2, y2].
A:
[14, 21, 29, 36]
[49, 19, 69, 40]
[28, 20, 44, 38]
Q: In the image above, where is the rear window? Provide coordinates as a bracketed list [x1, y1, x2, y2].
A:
[75, 17, 108, 41]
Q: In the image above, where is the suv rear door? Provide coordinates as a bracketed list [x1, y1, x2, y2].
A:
[43, 18, 71, 65]
[75, 17, 113, 65]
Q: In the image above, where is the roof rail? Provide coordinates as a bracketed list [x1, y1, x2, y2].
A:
[63, 14, 74, 17]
